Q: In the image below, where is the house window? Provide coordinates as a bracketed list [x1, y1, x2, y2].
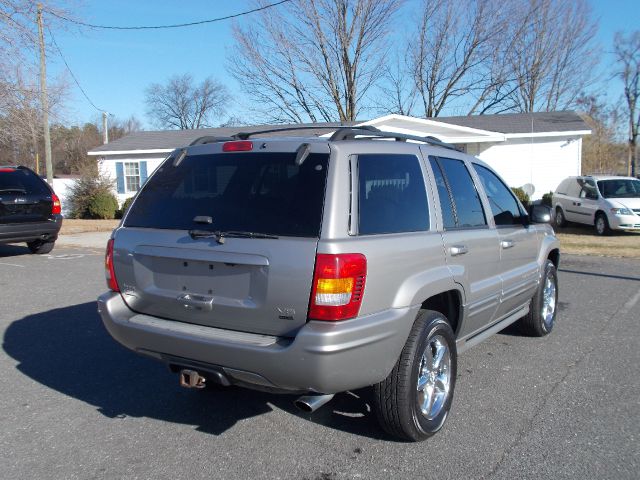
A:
[124, 162, 140, 192]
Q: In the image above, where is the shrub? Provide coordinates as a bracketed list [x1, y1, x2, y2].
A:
[67, 167, 117, 219]
[511, 187, 530, 207]
[541, 191, 553, 207]
[86, 191, 119, 219]
[115, 196, 135, 219]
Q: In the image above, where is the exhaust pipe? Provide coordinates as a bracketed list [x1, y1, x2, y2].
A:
[294, 394, 335, 413]
[179, 369, 206, 389]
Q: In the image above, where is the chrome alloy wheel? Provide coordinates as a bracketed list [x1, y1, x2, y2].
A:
[596, 216, 606, 235]
[541, 271, 557, 329]
[416, 335, 451, 420]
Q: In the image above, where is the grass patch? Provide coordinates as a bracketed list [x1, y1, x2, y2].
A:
[556, 226, 640, 258]
[60, 219, 119, 235]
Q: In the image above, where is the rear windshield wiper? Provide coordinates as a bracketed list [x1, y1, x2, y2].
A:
[223, 231, 279, 239]
[188, 229, 278, 244]
[0, 188, 27, 194]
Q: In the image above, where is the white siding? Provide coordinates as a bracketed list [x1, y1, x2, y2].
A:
[98, 154, 166, 206]
[51, 178, 77, 216]
[469, 136, 582, 200]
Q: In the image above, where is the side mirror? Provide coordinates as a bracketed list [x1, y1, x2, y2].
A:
[529, 204, 552, 224]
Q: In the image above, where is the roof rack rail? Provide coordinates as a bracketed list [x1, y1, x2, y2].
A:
[189, 136, 233, 146]
[229, 124, 458, 150]
[329, 127, 458, 151]
[232, 125, 369, 140]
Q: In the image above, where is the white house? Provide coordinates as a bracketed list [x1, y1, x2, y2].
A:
[88, 111, 590, 202]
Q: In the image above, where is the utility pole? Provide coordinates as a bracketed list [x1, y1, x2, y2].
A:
[102, 111, 109, 144]
[36, 3, 54, 185]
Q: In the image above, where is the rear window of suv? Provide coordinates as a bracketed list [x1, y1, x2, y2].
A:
[124, 152, 329, 237]
[0, 168, 50, 196]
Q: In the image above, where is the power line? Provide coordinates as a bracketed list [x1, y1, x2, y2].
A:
[44, 1, 291, 30]
[46, 25, 105, 113]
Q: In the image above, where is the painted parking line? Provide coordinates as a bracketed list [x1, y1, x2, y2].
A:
[0, 262, 25, 268]
[46, 253, 87, 260]
[621, 288, 640, 313]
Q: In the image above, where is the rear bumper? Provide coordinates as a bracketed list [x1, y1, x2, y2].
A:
[97, 292, 418, 394]
[0, 215, 63, 243]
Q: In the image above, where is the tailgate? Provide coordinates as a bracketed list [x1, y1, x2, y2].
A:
[112, 145, 330, 337]
[0, 168, 53, 224]
[113, 228, 318, 337]
[0, 193, 53, 224]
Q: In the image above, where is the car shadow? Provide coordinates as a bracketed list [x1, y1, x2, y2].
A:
[0, 243, 31, 257]
[2, 302, 387, 440]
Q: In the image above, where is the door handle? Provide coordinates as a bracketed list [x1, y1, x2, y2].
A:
[573, 201, 581, 206]
[501, 240, 515, 249]
[450, 245, 468, 256]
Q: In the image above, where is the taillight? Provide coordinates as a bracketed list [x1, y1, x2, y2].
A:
[222, 141, 253, 152]
[308, 253, 366, 321]
[105, 239, 120, 292]
[51, 194, 61, 215]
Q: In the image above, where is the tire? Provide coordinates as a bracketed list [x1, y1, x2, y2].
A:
[27, 240, 55, 254]
[554, 207, 567, 228]
[519, 259, 558, 337]
[373, 310, 457, 441]
[594, 213, 611, 236]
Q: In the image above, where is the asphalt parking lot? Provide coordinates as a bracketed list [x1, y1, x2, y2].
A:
[1, 240, 639, 480]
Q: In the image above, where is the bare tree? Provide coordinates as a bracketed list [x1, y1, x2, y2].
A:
[0, 64, 68, 170]
[1, 1, 74, 108]
[229, 0, 402, 123]
[380, 0, 598, 118]
[406, 0, 512, 117]
[376, 59, 419, 116]
[614, 31, 640, 177]
[577, 95, 626, 174]
[506, 0, 598, 113]
[145, 74, 229, 130]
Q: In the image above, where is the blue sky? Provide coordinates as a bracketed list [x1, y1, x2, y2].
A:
[45, 0, 640, 128]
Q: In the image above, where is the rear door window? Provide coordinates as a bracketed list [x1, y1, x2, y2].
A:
[430, 157, 487, 229]
[357, 154, 429, 235]
[124, 152, 329, 237]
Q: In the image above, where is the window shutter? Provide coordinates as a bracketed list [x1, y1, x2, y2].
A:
[139, 161, 148, 185]
[115, 162, 125, 193]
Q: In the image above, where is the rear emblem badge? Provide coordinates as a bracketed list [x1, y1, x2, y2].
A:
[277, 307, 295, 320]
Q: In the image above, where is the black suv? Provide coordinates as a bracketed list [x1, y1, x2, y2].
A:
[0, 166, 63, 254]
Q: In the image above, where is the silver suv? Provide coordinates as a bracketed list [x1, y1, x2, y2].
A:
[98, 126, 560, 441]
[553, 175, 640, 235]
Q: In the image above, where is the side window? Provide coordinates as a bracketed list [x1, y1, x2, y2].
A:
[578, 179, 598, 200]
[433, 157, 487, 228]
[428, 158, 456, 229]
[474, 164, 524, 226]
[358, 154, 429, 235]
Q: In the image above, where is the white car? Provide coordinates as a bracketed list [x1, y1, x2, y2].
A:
[552, 175, 640, 235]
